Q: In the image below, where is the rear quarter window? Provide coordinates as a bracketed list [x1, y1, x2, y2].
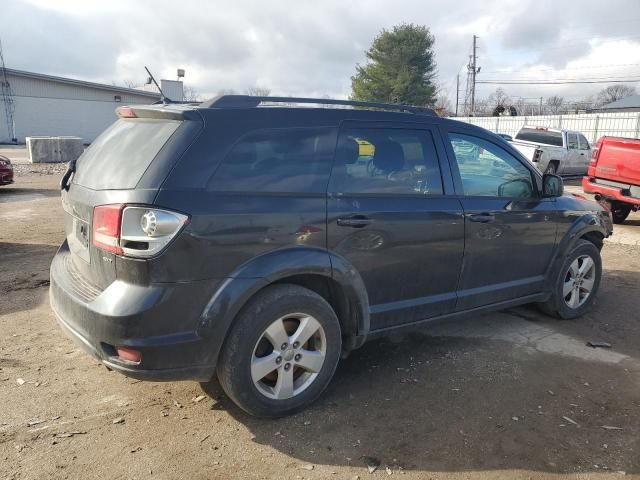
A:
[207, 127, 336, 193]
[73, 118, 181, 190]
[515, 128, 563, 147]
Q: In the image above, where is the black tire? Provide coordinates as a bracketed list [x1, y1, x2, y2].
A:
[544, 162, 558, 174]
[537, 239, 602, 319]
[216, 284, 342, 417]
[610, 201, 632, 224]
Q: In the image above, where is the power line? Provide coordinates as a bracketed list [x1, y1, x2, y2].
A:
[479, 33, 640, 59]
[478, 78, 640, 85]
[480, 63, 640, 75]
[481, 74, 640, 82]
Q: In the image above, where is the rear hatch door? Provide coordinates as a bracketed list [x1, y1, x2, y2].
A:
[61, 106, 202, 292]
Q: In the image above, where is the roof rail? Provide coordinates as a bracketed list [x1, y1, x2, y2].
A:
[199, 95, 436, 116]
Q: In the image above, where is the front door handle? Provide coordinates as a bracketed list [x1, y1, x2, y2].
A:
[336, 215, 372, 228]
[467, 213, 495, 223]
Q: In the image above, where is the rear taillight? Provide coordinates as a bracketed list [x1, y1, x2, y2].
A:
[93, 204, 125, 254]
[590, 138, 603, 166]
[93, 204, 188, 258]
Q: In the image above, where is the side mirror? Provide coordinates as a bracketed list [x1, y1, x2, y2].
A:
[542, 174, 564, 197]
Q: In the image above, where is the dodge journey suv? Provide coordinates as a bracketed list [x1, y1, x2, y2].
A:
[50, 95, 613, 416]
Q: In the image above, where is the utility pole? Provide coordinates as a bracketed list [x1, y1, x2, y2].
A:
[455, 74, 459, 117]
[539, 96, 543, 115]
[464, 55, 472, 115]
[465, 35, 480, 116]
[470, 35, 478, 116]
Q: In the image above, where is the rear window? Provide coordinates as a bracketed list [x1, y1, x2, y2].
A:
[207, 127, 335, 193]
[73, 118, 181, 190]
[515, 128, 563, 147]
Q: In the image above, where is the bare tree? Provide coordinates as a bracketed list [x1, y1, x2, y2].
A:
[183, 85, 202, 102]
[217, 88, 237, 96]
[122, 79, 141, 89]
[434, 91, 452, 115]
[595, 84, 636, 107]
[486, 88, 510, 116]
[489, 88, 510, 106]
[245, 86, 271, 97]
[513, 97, 534, 116]
[545, 95, 564, 114]
[472, 97, 491, 116]
[568, 95, 596, 113]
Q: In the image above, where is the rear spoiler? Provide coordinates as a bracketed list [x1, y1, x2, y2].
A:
[115, 105, 200, 121]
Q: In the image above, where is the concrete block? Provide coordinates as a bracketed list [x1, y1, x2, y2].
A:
[27, 136, 84, 163]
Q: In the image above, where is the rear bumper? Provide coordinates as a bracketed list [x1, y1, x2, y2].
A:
[49, 242, 220, 382]
[583, 176, 640, 206]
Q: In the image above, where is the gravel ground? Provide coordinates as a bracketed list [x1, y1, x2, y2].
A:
[11, 163, 68, 177]
[1, 170, 639, 480]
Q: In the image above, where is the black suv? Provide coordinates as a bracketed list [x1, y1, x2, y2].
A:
[50, 96, 613, 416]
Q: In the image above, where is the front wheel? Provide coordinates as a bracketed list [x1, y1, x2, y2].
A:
[611, 201, 632, 224]
[216, 284, 342, 417]
[538, 239, 602, 319]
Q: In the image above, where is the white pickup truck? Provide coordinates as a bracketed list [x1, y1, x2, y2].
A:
[509, 126, 592, 175]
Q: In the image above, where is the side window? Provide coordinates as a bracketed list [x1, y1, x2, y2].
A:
[578, 134, 590, 150]
[567, 133, 579, 150]
[330, 128, 443, 195]
[448, 133, 536, 198]
[207, 127, 334, 193]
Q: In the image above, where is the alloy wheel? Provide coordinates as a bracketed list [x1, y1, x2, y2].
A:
[251, 313, 326, 400]
[563, 254, 596, 309]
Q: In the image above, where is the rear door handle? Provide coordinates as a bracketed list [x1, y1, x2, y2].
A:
[467, 213, 495, 223]
[336, 215, 372, 228]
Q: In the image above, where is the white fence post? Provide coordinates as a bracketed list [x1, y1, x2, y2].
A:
[594, 115, 600, 143]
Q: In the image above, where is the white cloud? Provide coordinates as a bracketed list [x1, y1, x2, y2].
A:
[3, 0, 640, 103]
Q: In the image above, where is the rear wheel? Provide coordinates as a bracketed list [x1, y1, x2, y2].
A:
[216, 284, 341, 417]
[538, 239, 601, 319]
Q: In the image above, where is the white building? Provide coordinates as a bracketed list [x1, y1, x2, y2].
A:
[0, 68, 185, 144]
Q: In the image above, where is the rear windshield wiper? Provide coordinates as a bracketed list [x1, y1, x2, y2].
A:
[60, 159, 76, 191]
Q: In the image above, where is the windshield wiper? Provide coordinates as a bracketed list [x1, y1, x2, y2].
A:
[60, 159, 76, 191]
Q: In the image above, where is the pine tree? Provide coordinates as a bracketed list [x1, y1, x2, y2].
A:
[351, 24, 437, 106]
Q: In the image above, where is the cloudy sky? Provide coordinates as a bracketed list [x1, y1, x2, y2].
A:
[3, 0, 640, 105]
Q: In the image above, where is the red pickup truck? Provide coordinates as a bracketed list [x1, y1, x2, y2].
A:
[582, 136, 640, 224]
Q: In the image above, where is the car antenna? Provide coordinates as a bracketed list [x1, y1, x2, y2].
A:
[144, 66, 171, 104]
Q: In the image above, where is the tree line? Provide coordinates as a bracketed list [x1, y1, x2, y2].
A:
[467, 84, 637, 117]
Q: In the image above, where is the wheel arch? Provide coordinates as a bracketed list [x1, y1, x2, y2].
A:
[546, 215, 607, 290]
[581, 230, 605, 251]
[197, 247, 370, 366]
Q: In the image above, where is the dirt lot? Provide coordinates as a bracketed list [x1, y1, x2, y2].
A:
[1, 169, 640, 480]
